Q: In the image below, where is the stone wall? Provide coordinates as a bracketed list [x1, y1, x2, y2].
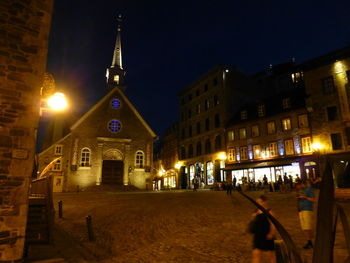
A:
[0, 0, 53, 261]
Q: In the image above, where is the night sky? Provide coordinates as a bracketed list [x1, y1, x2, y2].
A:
[46, 0, 350, 137]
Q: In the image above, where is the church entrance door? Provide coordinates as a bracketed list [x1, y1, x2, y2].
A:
[102, 160, 124, 185]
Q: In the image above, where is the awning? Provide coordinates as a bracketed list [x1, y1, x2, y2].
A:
[223, 158, 300, 171]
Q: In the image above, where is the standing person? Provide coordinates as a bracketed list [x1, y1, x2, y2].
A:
[297, 179, 316, 249]
[263, 175, 269, 193]
[250, 195, 276, 263]
[226, 177, 233, 196]
[233, 176, 237, 190]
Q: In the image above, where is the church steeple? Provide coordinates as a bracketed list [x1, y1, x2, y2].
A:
[106, 14, 126, 89]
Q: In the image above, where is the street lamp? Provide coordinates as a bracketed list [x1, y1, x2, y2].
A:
[47, 92, 68, 112]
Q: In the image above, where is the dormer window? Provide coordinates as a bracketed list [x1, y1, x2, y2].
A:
[240, 110, 247, 120]
[114, 75, 120, 84]
[282, 98, 291, 109]
[55, 145, 63, 155]
[291, 72, 303, 83]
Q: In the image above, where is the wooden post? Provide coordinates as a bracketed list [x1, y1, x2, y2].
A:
[86, 215, 95, 242]
[58, 200, 63, 218]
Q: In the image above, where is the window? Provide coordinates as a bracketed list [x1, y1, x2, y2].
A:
[327, 106, 339, 121]
[214, 95, 219, 106]
[196, 104, 201, 114]
[196, 122, 201, 134]
[204, 84, 208, 91]
[206, 161, 214, 185]
[282, 118, 292, 131]
[196, 89, 200, 96]
[215, 135, 221, 151]
[227, 130, 234, 141]
[240, 110, 247, 120]
[196, 142, 202, 156]
[331, 133, 343, 150]
[188, 144, 194, 158]
[298, 114, 309, 128]
[55, 145, 63, 155]
[284, 139, 294, 155]
[188, 93, 192, 101]
[205, 118, 210, 131]
[108, 120, 122, 133]
[267, 121, 276, 134]
[282, 98, 291, 109]
[181, 129, 185, 139]
[227, 148, 236, 162]
[80, 148, 91, 167]
[135, 151, 144, 168]
[322, 76, 335, 94]
[205, 139, 211, 154]
[291, 72, 303, 83]
[240, 147, 248, 160]
[301, 137, 312, 153]
[111, 98, 121, 109]
[180, 147, 186, 159]
[213, 77, 218, 86]
[239, 128, 246, 139]
[205, 99, 210, 110]
[251, 125, 259, 137]
[253, 145, 261, 159]
[188, 125, 192, 137]
[269, 142, 278, 157]
[52, 159, 61, 171]
[215, 114, 220, 128]
[188, 109, 192, 118]
[114, 75, 120, 84]
[257, 105, 265, 117]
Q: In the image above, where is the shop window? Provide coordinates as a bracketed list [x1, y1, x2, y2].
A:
[251, 125, 259, 137]
[205, 118, 210, 131]
[282, 118, 292, 131]
[239, 128, 246, 140]
[327, 106, 339, 121]
[240, 110, 247, 120]
[267, 121, 276, 134]
[301, 137, 312, 153]
[215, 135, 222, 151]
[282, 98, 291, 109]
[284, 139, 294, 155]
[227, 130, 234, 141]
[298, 114, 309, 128]
[322, 76, 335, 94]
[228, 148, 236, 162]
[135, 151, 144, 168]
[331, 133, 343, 150]
[196, 142, 202, 156]
[80, 148, 91, 167]
[240, 147, 248, 160]
[253, 145, 261, 159]
[52, 159, 61, 171]
[55, 145, 63, 155]
[206, 161, 214, 185]
[257, 105, 265, 117]
[269, 142, 278, 157]
[205, 139, 211, 154]
[188, 144, 194, 158]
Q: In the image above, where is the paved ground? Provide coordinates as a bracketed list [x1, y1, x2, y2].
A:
[26, 189, 350, 262]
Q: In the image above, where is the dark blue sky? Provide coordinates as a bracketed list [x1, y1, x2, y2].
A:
[46, 0, 350, 136]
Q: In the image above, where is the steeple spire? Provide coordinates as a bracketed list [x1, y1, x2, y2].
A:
[106, 14, 126, 89]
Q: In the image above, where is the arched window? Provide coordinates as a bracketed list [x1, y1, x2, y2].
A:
[196, 142, 202, 156]
[188, 144, 194, 158]
[80, 148, 91, 167]
[180, 147, 186, 160]
[135, 151, 144, 168]
[215, 135, 222, 151]
[205, 139, 211, 154]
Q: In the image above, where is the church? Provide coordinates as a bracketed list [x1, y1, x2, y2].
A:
[38, 16, 156, 192]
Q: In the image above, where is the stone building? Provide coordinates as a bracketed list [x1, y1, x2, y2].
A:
[303, 45, 350, 187]
[177, 65, 253, 189]
[0, 0, 54, 261]
[38, 17, 156, 191]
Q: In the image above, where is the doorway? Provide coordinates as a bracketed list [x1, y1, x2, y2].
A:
[102, 160, 124, 185]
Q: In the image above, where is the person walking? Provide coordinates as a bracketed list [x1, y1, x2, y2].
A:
[250, 195, 276, 263]
[297, 179, 316, 249]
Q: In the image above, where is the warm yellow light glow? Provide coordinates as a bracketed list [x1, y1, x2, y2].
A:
[158, 169, 165, 176]
[47, 92, 68, 111]
[312, 142, 323, 151]
[334, 60, 345, 74]
[174, 162, 182, 169]
[218, 152, 227, 160]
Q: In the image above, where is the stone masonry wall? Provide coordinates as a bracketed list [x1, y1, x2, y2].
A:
[0, 0, 53, 261]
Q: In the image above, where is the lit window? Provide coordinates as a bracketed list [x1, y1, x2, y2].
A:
[269, 142, 278, 157]
[301, 137, 312, 153]
[227, 130, 234, 141]
[267, 121, 276, 134]
[239, 128, 246, 139]
[240, 147, 248, 160]
[135, 151, 144, 168]
[251, 125, 259, 137]
[55, 145, 63, 155]
[228, 148, 236, 162]
[111, 98, 121, 109]
[284, 139, 294, 155]
[282, 98, 291, 109]
[298, 114, 309, 128]
[291, 72, 303, 83]
[282, 118, 291, 131]
[253, 145, 261, 159]
[257, 105, 265, 117]
[114, 75, 120, 84]
[322, 76, 335, 94]
[240, 110, 247, 120]
[108, 120, 122, 133]
[52, 159, 61, 171]
[206, 161, 214, 185]
[80, 148, 91, 167]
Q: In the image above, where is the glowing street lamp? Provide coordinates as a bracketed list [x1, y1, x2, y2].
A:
[218, 152, 227, 161]
[47, 92, 68, 112]
[174, 162, 182, 170]
[312, 142, 323, 152]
